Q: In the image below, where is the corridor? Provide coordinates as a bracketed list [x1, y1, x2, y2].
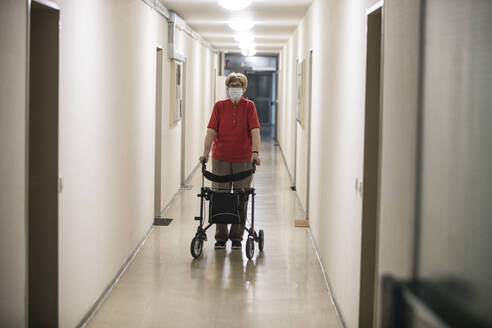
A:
[2, 0, 492, 327]
[87, 137, 340, 328]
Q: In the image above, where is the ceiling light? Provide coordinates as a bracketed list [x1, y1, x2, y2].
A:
[218, 0, 252, 11]
[228, 21, 254, 32]
[241, 48, 256, 57]
[234, 33, 254, 43]
[239, 42, 256, 56]
[239, 42, 255, 51]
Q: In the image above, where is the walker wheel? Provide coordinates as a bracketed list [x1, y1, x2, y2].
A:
[246, 237, 255, 259]
[258, 229, 264, 252]
[191, 237, 203, 258]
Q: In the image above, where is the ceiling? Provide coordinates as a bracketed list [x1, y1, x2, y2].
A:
[160, 0, 313, 53]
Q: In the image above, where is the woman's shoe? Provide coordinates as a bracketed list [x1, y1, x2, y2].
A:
[214, 241, 226, 249]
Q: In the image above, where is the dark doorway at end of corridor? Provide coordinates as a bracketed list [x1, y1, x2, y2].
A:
[225, 54, 278, 140]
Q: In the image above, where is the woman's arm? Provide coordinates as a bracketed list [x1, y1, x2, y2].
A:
[251, 128, 261, 165]
[199, 128, 217, 163]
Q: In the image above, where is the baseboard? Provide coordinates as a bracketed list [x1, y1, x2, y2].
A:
[78, 184, 186, 328]
[76, 224, 155, 328]
[276, 141, 306, 218]
[276, 142, 294, 186]
[307, 227, 346, 328]
[184, 162, 200, 186]
[160, 187, 182, 217]
[276, 141, 342, 326]
[294, 189, 306, 218]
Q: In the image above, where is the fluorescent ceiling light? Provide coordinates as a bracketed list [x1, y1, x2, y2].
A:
[239, 41, 256, 56]
[234, 33, 254, 43]
[218, 0, 252, 11]
[228, 21, 254, 32]
[241, 48, 257, 57]
[239, 42, 255, 51]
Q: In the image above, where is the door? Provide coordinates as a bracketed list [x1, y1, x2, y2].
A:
[380, 1, 492, 327]
[305, 50, 313, 220]
[29, 1, 60, 325]
[154, 47, 163, 218]
[245, 71, 275, 136]
[359, 3, 383, 327]
[413, 0, 492, 325]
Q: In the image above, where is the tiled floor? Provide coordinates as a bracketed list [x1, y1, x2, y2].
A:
[87, 137, 341, 328]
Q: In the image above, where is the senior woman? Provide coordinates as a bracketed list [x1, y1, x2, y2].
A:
[199, 72, 261, 250]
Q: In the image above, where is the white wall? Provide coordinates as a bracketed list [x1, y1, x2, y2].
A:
[160, 29, 218, 210]
[281, 0, 475, 326]
[55, 1, 217, 326]
[0, 0, 217, 326]
[277, 42, 296, 186]
[0, 1, 28, 326]
[289, 6, 313, 213]
[55, 1, 165, 325]
[175, 29, 217, 180]
[278, 0, 378, 326]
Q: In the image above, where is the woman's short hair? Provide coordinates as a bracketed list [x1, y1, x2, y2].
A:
[226, 72, 248, 89]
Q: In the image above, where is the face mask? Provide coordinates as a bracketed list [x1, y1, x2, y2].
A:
[229, 88, 243, 101]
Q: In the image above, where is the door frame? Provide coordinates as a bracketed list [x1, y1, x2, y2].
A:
[244, 70, 275, 127]
[274, 54, 279, 141]
[305, 49, 313, 220]
[179, 59, 187, 187]
[154, 46, 163, 218]
[292, 58, 300, 190]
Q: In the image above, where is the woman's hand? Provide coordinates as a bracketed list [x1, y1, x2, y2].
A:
[199, 155, 209, 163]
[252, 153, 261, 166]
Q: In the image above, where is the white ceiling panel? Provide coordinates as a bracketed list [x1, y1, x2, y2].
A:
[160, 0, 312, 52]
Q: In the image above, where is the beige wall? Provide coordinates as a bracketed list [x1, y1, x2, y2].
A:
[0, 0, 216, 326]
[0, 1, 28, 326]
[279, 0, 443, 326]
[278, 0, 379, 326]
[277, 41, 296, 186]
[175, 29, 217, 179]
[55, 1, 164, 325]
[293, 6, 313, 213]
[55, 1, 217, 326]
[160, 30, 218, 209]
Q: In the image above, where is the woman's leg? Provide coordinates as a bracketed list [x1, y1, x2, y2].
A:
[229, 161, 253, 242]
[212, 158, 232, 242]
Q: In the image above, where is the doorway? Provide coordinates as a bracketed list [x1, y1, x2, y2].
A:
[305, 49, 313, 220]
[28, 0, 60, 325]
[293, 52, 313, 227]
[244, 70, 276, 139]
[359, 2, 383, 327]
[169, 58, 187, 187]
[154, 47, 163, 218]
[224, 54, 278, 140]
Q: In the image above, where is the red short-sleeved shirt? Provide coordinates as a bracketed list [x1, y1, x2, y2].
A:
[207, 97, 260, 162]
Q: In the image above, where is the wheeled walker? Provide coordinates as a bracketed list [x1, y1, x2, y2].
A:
[190, 160, 264, 259]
